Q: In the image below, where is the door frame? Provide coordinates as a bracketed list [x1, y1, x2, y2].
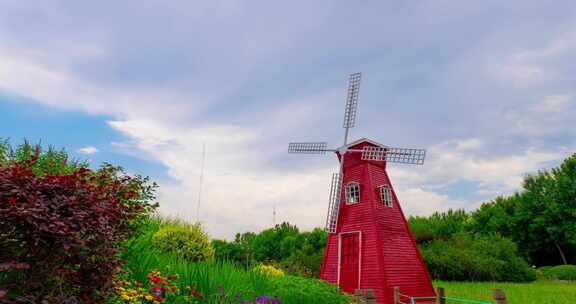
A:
[337, 231, 362, 290]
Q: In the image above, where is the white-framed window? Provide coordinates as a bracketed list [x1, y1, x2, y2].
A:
[345, 182, 360, 204]
[380, 185, 393, 207]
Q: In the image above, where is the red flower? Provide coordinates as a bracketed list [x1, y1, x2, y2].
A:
[150, 276, 164, 284]
[190, 288, 204, 299]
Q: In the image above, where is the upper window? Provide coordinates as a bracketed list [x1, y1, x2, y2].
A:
[380, 185, 393, 207]
[345, 182, 360, 204]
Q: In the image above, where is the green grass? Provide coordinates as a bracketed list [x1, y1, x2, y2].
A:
[434, 280, 576, 304]
[115, 217, 351, 304]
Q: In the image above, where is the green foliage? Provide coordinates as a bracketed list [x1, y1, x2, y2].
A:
[413, 153, 576, 268]
[516, 155, 576, 265]
[540, 265, 576, 281]
[152, 221, 215, 261]
[0, 139, 88, 176]
[470, 195, 519, 237]
[409, 209, 471, 243]
[421, 233, 536, 282]
[271, 275, 349, 303]
[469, 154, 576, 265]
[281, 228, 327, 277]
[212, 239, 244, 264]
[251, 222, 300, 261]
[211, 222, 327, 278]
[0, 140, 157, 302]
[120, 217, 351, 304]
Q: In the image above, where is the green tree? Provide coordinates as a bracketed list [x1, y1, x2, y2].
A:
[515, 154, 576, 264]
[0, 139, 87, 175]
[408, 209, 470, 243]
[471, 154, 576, 265]
[421, 233, 536, 282]
[471, 195, 519, 238]
[251, 222, 299, 262]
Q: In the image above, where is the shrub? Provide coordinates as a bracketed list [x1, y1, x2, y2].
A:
[254, 264, 285, 278]
[0, 142, 157, 302]
[421, 233, 536, 282]
[120, 217, 352, 304]
[541, 265, 576, 281]
[152, 222, 215, 261]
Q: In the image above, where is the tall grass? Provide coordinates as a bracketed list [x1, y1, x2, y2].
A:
[116, 216, 350, 304]
[434, 280, 576, 304]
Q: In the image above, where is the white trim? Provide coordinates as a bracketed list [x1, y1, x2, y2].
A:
[344, 137, 388, 150]
[337, 231, 362, 290]
[345, 182, 360, 205]
[379, 185, 393, 207]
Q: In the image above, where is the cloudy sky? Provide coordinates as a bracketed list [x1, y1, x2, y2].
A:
[1, 1, 575, 239]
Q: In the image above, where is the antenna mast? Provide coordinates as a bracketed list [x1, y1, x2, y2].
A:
[196, 142, 206, 223]
[273, 204, 277, 226]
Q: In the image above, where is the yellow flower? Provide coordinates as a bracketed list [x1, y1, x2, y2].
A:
[145, 295, 154, 300]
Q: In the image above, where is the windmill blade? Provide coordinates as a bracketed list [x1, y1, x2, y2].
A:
[288, 142, 329, 154]
[343, 72, 362, 129]
[325, 172, 342, 233]
[361, 146, 426, 165]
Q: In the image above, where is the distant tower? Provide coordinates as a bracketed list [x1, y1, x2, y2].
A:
[288, 73, 434, 304]
[273, 204, 277, 226]
[196, 142, 206, 223]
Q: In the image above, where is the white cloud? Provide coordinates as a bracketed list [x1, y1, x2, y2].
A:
[491, 64, 548, 88]
[77, 146, 98, 155]
[394, 187, 470, 216]
[107, 117, 339, 239]
[503, 94, 575, 137]
[390, 138, 572, 200]
[1, 2, 575, 240]
[1, 43, 570, 237]
[0, 43, 208, 122]
[108, 114, 574, 239]
[481, 29, 576, 88]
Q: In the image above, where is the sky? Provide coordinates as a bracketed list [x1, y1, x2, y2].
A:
[0, 1, 575, 239]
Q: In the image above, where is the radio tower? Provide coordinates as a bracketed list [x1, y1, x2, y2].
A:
[196, 142, 206, 223]
[273, 204, 277, 226]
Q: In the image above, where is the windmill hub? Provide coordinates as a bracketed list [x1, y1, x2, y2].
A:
[337, 146, 348, 155]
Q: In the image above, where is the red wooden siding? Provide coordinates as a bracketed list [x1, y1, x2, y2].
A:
[321, 139, 434, 304]
[340, 233, 360, 293]
[320, 234, 339, 283]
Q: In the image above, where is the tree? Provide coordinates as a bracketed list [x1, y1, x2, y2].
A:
[250, 222, 299, 262]
[408, 209, 470, 243]
[471, 154, 576, 265]
[515, 154, 576, 264]
[471, 195, 519, 239]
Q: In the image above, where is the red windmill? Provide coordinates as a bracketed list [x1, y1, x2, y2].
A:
[288, 73, 435, 304]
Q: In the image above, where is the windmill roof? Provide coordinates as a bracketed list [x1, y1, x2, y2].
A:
[345, 137, 388, 149]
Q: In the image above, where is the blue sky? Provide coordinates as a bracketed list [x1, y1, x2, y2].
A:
[0, 1, 575, 239]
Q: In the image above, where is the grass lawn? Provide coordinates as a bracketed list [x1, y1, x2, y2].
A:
[434, 280, 576, 304]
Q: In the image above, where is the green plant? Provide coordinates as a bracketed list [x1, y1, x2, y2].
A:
[152, 222, 215, 262]
[117, 216, 351, 304]
[421, 233, 536, 282]
[540, 265, 576, 281]
[0, 141, 157, 302]
[409, 209, 471, 244]
[254, 264, 284, 278]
